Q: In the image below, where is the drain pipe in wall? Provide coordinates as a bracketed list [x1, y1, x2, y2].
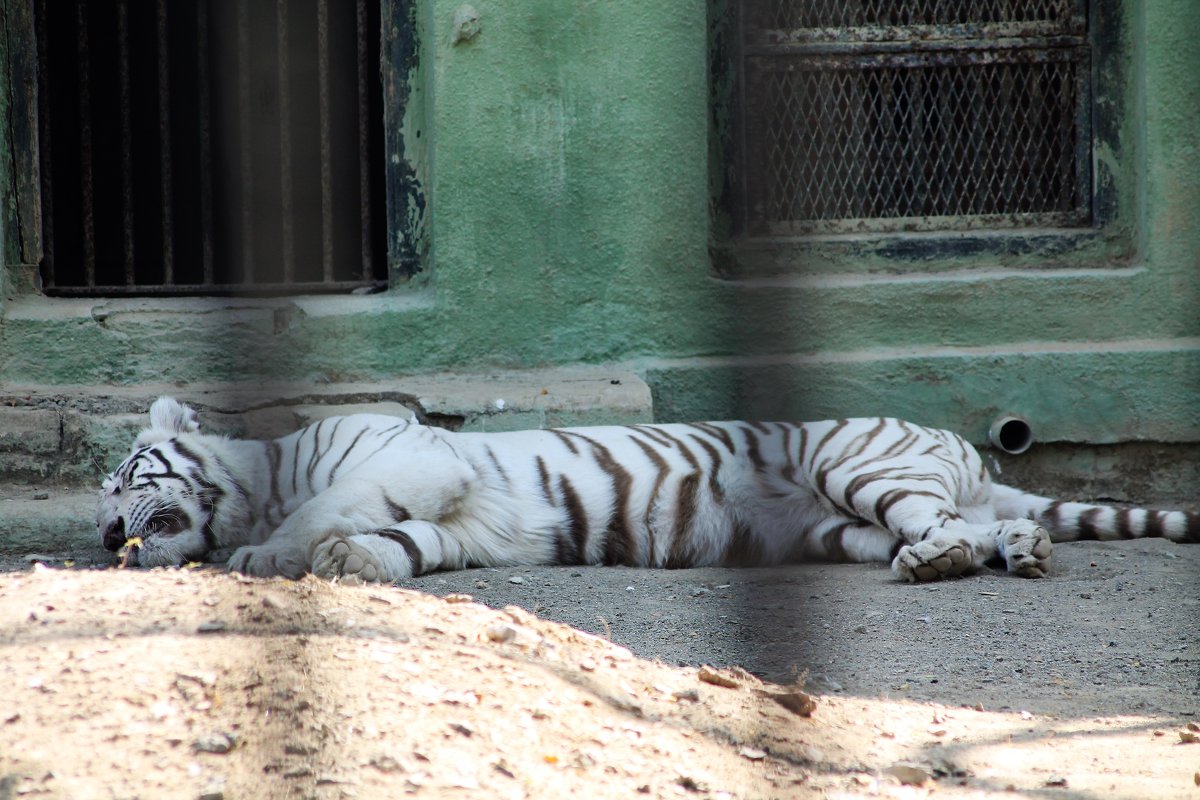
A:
[988, 416, 1034, 455]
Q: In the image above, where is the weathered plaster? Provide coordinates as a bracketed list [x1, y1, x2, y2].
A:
[0, 0, 1196, 451]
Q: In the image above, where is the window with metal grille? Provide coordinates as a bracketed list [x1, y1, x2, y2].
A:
[33, 0, 389, 296]
[734, 0, 1092, 236]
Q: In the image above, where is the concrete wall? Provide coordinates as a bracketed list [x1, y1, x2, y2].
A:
[1, 0, 1197, 461]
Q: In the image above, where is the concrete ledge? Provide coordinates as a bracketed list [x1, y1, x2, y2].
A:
[0, 489, 103, 562]
[0, 365, 653, 484]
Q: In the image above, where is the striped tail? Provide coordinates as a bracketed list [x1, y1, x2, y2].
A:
[990, 485, 1200, 544]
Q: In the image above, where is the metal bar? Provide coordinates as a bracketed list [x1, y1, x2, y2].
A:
[117, 0, 134, 285]
[196, 0, 214, 284]
[744, 36, 1088, 59]
[908, 66, 926, 218]
[237, 0, 254, 282]
[156, 0, 174, 285]
[356, 0, 373, 281]
[969, 65, 984, 216]
[76, 0, 94, 286]
[42, 279, 388, 298]
[756, 209, 1087, 237]
[317, 0, 334, 282]
[998, 62, 1015, 217]
[746, 24, 1087, 48]
[734, 0, 749, 234]
[937, 67, 956, 215]
[277, 0, 295, 283]
[34, 0, 55, 286]
[1073, 54, 1092, 222]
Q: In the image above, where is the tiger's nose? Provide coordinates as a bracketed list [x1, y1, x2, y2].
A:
[101, 517, 127, 551]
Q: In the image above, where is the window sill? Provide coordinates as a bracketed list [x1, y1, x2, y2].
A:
[712, 225, 1135, 280]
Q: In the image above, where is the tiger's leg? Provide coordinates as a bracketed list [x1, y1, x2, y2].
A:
[311, 520, 467, 584]
[803, 516, 906, 563]
[228, 466, 472, 578]
[890, 516, 1052, 581]
[844, 489, 1000, 580]
[993, 519, 1053, 578]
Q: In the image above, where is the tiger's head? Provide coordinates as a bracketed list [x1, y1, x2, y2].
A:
[96, 397, 227, 568]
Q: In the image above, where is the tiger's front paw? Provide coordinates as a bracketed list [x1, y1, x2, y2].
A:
[892, 539, 975, 582]
[313, 537, 392, 584]
[227, 544, 309, 579]
[996, 521, 1052, 578]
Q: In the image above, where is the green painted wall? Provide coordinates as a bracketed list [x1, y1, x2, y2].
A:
[1, 0, 1197, 449]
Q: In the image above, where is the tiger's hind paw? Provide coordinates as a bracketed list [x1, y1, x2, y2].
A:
[997, 521, 1052, 578]
[312, 537, 391, 584]
[892, 539, 975, 582]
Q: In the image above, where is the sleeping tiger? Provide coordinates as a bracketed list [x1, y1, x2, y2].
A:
[95, 397, 1198, 583]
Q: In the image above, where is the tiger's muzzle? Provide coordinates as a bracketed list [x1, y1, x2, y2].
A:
[100, 517, 127, 551]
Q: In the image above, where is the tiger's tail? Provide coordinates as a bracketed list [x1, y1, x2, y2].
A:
[990, 484, 1200, 543]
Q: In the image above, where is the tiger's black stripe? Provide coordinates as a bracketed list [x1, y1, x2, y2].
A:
[357, 424, 409, 466]
[722, 521, 761, 566]
[665, 472, 700, 568]
[633, 424, 676, 450]
[484, 446, 511, 487]
[329, 427, 370, 482]
[1077, 507, 1102, 540]
[820, 521, 854, 562]
[1180, 513, 1200, 544]
[172, 440, 226, 552]
[266, 441, 284, 523]
[549, 429, 580, 456]
[647, 427, 698, 467]
[556, 475, 587, 565]
[305, 418, 332, 491]
[807, 419, 851, 471]
[687, 434, 726, 504]
[843, 466, 905, 516]
[374, 528, 423, 574]
[1043, 501, 1063, 531]
[816, 418, 888, 512]
[738, 425, 765, 471]
[1187, 512, 1200, 543]
[1115, 507, 1133, 539]
[685, 422, 736, 455]
[878, 419, 920, 460]
[535, 456, 556, 507]
[567, 432, 635, 566]
[290, 429, 303, 495]
[628, 434, 671, 564]
[382, 491, 411, 523]
[874, 488, 945, 531]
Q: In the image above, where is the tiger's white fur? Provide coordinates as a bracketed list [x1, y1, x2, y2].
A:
[95, 397, 1199, 583]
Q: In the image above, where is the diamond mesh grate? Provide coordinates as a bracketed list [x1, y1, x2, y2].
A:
[746, 56, 1085, 230]
[738, 1, 1091, 234]
[752, 0, 1079, 30]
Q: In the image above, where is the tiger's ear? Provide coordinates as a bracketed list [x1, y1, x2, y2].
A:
[136, 397, 200, 445]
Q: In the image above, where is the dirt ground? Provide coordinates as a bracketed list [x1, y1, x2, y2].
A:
[0, 536, 1197, 800]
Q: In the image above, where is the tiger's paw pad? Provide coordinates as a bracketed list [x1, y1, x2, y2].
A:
[998, 522, 1052, 578]
[892, 540, 974, 582]
[312, 538, 389, 584]
[227, 545, 307, 580]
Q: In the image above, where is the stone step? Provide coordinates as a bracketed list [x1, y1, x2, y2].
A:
[0, 488, 103, 565]
[0, 366, 654, 487]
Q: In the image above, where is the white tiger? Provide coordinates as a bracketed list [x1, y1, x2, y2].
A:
[95, 397, 1198, 583]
